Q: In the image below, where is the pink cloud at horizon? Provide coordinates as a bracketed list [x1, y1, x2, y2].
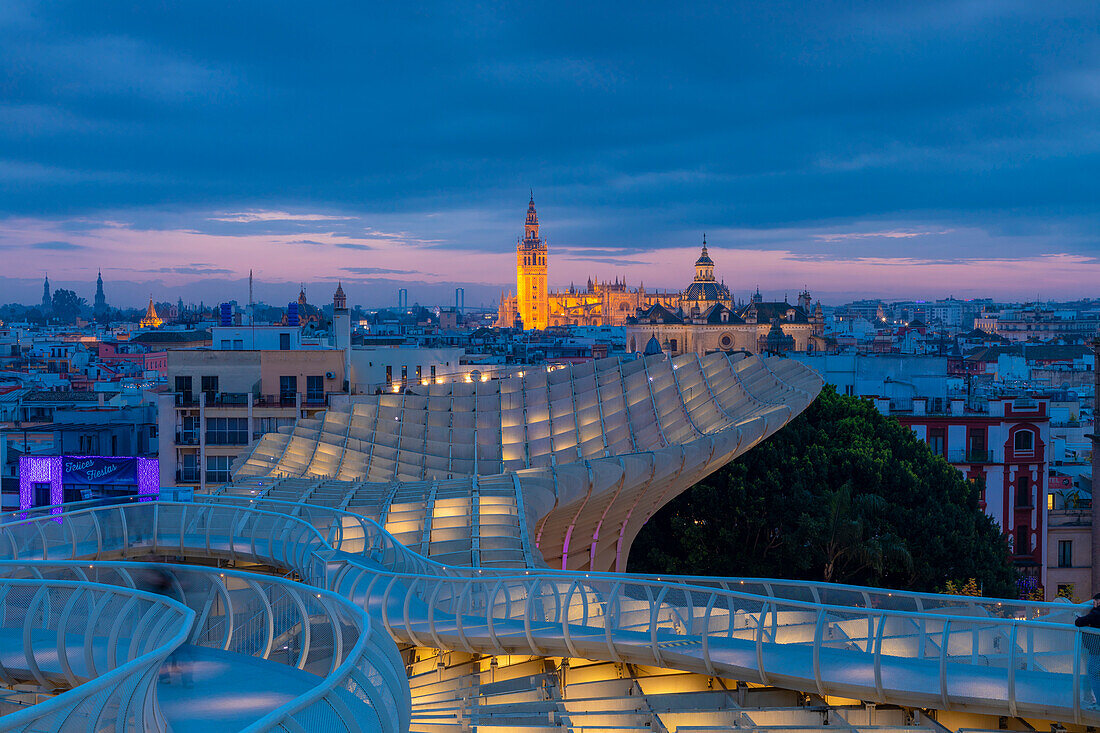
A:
[0, 215, 1096, 302]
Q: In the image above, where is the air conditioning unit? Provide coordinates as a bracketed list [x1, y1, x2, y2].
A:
[325, 371, 336, 379]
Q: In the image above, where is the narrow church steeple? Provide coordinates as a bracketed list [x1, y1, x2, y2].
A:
[94, 269, 108, 316]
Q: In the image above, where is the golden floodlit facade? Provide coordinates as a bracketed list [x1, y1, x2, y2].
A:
[499, 195, 680, 329]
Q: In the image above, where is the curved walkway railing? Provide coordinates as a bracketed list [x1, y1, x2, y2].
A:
[3, 499, 1098, 727]
[0, 577, 192, 732]
[0, 560, 410, 733]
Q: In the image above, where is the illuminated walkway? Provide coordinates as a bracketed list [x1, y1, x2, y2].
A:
[1, 353, 1092, 731]
[1, 497, 1095, 730]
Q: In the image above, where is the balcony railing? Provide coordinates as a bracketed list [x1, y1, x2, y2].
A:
[946, 448, 1000, 464]
[175, 431, 199, 446]
[208, 392, 249, 405]
[256, 393, 301, 407]
[175, 469, 200, 483]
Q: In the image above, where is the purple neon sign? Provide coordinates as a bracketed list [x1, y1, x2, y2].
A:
[18, 456, 160, 513]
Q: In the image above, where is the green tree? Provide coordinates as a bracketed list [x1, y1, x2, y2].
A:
[629, 386, 1016, 597]
[51, 289, 86, 324]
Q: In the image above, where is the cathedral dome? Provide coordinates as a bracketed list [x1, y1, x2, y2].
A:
[682, 280, 731, 302]
[643, 335, 663, 356]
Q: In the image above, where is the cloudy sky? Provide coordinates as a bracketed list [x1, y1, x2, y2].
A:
[1, 1, 1098, 306]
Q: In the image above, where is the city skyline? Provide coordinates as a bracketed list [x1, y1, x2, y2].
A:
[2, 3, 1099, 301]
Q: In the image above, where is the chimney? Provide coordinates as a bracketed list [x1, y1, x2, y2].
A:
[912, 397, 926, 415]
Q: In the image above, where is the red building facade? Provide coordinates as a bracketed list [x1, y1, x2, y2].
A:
[896, 397, 1049, 584]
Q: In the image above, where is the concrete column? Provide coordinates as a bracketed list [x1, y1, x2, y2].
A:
[1091, 337, 1100, 597]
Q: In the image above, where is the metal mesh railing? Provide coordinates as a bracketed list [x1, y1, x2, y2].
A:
[0, 577, 192, 732]
[2, 499, 1099, 727]
[0, 557, 409, 733]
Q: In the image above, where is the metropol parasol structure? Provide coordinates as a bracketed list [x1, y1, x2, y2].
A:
[0, 352, 1093, 732]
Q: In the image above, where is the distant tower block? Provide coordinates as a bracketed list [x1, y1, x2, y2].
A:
[516, 192, 548, 330]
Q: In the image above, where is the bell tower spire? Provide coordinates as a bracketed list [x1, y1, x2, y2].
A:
[516, 191, 548, 330]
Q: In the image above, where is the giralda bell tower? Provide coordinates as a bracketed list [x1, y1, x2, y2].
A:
[516, 192, 549, 330]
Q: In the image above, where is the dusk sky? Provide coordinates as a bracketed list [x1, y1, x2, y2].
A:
[2, 1, 1098, 307]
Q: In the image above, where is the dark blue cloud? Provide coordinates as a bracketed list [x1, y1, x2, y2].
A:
[1, 0, 1098, 261]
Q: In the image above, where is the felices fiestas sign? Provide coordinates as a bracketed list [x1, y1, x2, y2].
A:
[62, 457, 137, 485]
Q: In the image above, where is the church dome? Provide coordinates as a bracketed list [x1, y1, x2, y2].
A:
[683, 280, 731, 302]
[643, 335, 663, 356]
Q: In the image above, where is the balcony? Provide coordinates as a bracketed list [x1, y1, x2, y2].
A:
[208, 392, 249, 406]
[175, 431, 199, 446]
[256, 394, 300, 408]
[947, 449, 1000, 464]
[176, 469, 200, 483]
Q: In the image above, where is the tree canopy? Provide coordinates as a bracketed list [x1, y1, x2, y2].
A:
[50, 289, 86, 324]
[629, 385, 1017, 598]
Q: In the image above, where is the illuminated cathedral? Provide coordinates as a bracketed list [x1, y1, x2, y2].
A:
[498, 195, 679, 329]
[497, 196, 826, 355]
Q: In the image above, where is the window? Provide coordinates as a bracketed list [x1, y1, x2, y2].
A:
[928, 428, 945, 457]
[233, 339, 243, 350]
[279, 333, 291, 350]
[306, 375, 324, 403]
[430, 365, 436, 378]
[669, 339, 678, 352]
[206, 455, 231, 483]
[205, 417, 248, 445]
[1014, 430, 1034, 452]
[1015, 525, 1030, 554]
[385, 366, 392, 384]
[1016, 476, 1030, 507]
[174, 375, 192, 397]
[416, 365, 422, 380]
[279, 375, 297, 402]
[845, 384, 854, 396]
[220, 340, 231, 349]
[1058, 540, 1073, 568]
[968, 429, 985, 460]
[201, 375, 218, 399]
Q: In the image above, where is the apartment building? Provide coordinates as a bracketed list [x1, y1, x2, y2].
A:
[158, 348, 345, 493]
[893, 397, 1050, 585]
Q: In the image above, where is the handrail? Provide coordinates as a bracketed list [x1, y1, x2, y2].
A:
[0, 578, 193, 732]
[0, 559, 410, 733]
[3, 499, 1097, 727]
